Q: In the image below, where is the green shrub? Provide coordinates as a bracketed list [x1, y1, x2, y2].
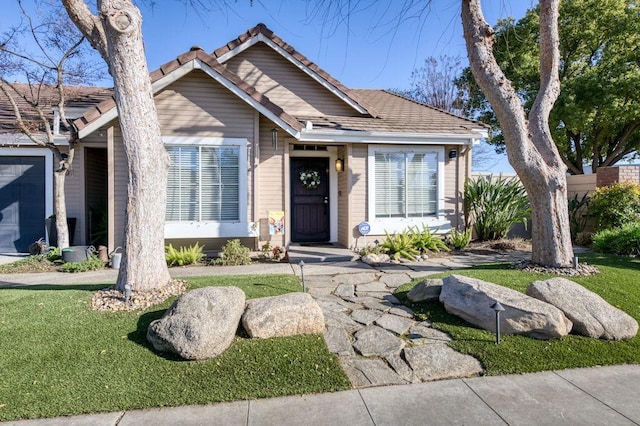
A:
[165, 242, 205, 267]
[464, 175, 530, 241]
[58, 256, 106, 273]
[588, 182, 640, 231]
[409, 225, 449, 253]
[447, 228, 472, 250]
[46, 246, 62, 262]
[381, 230, 419, 261]
[358, 244, 386, 257]
[592, 222, 640, 256]
[568, 193, 590, 241]
[213, 239, 252, 266]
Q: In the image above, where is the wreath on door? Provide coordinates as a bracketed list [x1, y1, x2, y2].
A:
[299, 169, 321, 189]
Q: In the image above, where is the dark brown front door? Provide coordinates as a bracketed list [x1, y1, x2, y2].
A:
[291, 157, 330, 242]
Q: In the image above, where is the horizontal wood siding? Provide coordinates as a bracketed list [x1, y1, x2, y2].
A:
[257, 115, 285, 246]
[443, 145, 463, 230]
[155, 70, 255, 139]
[64, 145, 83, 245]
[348, 144, 368, 248]
[224, 43, 356, 117]
[337, 145, 350, 247]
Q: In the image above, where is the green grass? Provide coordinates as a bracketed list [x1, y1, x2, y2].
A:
[397, 253, 640, 375]
[0, 275, 350, 421]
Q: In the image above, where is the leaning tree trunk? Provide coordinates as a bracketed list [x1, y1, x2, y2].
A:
[100, 2, 171, 291]
[461, 0, 573, 267]
[62, 0, 172, 291]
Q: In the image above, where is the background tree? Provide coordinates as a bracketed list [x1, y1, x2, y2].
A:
[62, 0, 171, 292]
[462, 0, 573, 267]
[0, 1, 103, 249]
[400, 54, 495, 169]
[459, 0, 640, 174]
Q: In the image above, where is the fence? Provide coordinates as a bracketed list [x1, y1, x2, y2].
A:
[470, 165, 640, 238]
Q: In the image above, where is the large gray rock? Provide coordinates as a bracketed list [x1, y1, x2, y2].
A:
[147, 286, 245, 360]
[407, 279, 443, 302]
[527, 278, 639, 340]
[404, 344, 483, 381]
[242, 292, 325, 339]
[440, 275, 572, 340]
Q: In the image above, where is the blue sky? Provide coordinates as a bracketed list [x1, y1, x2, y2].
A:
[2, 1, 536, 171]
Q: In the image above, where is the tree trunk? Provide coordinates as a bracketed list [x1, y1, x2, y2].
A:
[53, 153, 70, 249]
[99, 1, 171, 291]
[461, 0, 573, 267]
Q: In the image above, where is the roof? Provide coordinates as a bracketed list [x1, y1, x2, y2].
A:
[297, 90, 487, 135]
[0, 83, 112, 134]
[211, 23, 379, 118]
[0, 24, 486, 141]
[73, 47, 305, 137]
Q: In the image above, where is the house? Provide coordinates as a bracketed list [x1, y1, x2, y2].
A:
[0, 23, 487, 254]
[0, 84, 111, 253]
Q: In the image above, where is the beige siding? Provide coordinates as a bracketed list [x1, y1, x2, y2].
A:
[63, 147, 83, 245]
[155, 70, 255, 139]
[256, 115, 285, 247]
[108, 71, 262, 250]
[224, 43, 357, 117]
[443, 145, 465, 230]
[348, 144, 368, 248]
[337, 145, 350, 247]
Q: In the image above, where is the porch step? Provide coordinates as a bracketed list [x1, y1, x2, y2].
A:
[287, 243, 360, 264]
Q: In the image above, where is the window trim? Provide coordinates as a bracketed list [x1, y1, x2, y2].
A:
[367, 145, 448, 234]
[163, 137, 255, 238]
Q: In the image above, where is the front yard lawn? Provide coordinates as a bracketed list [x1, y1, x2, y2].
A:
[0, 275, 350, 422]
[396, 253, 640, 375]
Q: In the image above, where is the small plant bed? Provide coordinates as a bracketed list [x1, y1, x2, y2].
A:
[0, 274, 349, 421]
[396, 253, 640, 376]
[0, 255, 59, 273]
[0, 251, 107, 274]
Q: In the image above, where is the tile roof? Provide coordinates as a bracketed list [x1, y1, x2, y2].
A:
[0, 83, 111, 134]
[72, 47, 304, 134]
[297, 90, 488, 135]
[1, 24, 486, 140]
[212, 23, 379, 118]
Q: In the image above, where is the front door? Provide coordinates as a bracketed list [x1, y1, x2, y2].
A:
[291, 157, 330, 242]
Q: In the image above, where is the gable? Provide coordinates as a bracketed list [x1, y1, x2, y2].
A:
[154, 69, 254, 139]
[223, 42, 358, 118]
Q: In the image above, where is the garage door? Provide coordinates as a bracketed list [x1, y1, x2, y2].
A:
[0, 156, 46, 253]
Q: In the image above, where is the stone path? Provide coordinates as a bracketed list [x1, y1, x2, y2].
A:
[306, 270, 483, 388]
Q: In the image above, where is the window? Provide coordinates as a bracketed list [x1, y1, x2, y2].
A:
[166, 145, 240, 222]
[374, 150, 438, 218]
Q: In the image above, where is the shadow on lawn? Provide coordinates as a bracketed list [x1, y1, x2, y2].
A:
[127, 308, 185, 361]
[0, 282, 108, 291]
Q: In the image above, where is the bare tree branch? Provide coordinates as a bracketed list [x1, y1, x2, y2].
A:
[60, 0, 108, 61]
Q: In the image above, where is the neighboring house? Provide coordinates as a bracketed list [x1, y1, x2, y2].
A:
[1, 23, 487, 253]
[0, 84, 111, 253]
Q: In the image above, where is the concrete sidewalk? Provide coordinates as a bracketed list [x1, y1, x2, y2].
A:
[4, 364, 639, 425]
